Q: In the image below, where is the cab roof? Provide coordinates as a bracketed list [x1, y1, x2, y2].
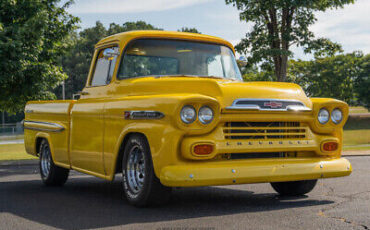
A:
[95, 30, 235, 53]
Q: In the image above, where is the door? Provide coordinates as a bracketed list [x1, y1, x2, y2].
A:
[70, 46, 118, 176]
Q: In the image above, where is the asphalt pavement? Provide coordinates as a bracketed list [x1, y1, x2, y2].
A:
[0, 156, 369, 230]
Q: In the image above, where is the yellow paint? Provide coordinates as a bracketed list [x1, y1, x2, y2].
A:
[24, 31, 351, 185]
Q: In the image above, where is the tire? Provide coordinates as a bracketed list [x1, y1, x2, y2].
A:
[122, 134, 171, 207]
[270, 180, 318, 196]
[39, 139, 69, 186]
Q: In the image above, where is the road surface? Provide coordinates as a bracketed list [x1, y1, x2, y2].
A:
[0, 156, 369, 230]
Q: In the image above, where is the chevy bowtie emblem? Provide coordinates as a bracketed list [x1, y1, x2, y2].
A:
[264, 101, 283, 109]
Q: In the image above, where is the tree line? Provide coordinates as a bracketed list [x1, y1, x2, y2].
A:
[240, 52, 369, 108]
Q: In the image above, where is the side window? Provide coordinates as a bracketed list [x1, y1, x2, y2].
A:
[90, 47, 118, 87]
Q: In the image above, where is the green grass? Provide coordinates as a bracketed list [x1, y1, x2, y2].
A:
[343, 145, 370, 151]
[343, 129, 370, 146]
[349, 106, 369, 114]
[0, 134, 24, 141]
[0, 144, 36, 161]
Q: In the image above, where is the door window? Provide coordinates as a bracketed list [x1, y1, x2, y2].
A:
[90, 47, 118, 86]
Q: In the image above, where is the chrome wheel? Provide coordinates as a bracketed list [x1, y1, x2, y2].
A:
[40, 144, 51, 177]
[126, 145, 146, 195]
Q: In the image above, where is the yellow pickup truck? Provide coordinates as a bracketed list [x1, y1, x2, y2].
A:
[24, 30, 352, 206]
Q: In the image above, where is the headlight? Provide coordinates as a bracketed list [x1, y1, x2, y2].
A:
[198, 106, 214, 124]
[180, 105, 196, 124]
[318, 108, 330, 124]
[331, 108, 343, 124]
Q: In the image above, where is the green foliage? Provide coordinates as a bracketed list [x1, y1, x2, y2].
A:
[178, 27, 201, 34]
[289, 52, 364, 104]
[241, 52, 369, 106]
[55, 21, 162, 99]
[226, 0, 354, 82]
[355, 54, 370, 109]
[107, 21, 162, 35]
[0, 0, 79, 114]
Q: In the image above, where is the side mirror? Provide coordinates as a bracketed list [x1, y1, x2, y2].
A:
[103, 48, 119, 59]
[237, 56, 248, 67]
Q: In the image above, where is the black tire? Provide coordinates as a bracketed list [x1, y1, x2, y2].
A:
[39, 139, 69, 186]
[122, 134, 171, 207]
[270, 180, 318, 196]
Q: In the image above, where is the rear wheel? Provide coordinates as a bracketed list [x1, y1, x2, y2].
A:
[39, 139, 69, 186]
[122, 134, 171, 207]
[270, 180, 318, 196]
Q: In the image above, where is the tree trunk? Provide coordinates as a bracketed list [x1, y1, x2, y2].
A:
[280, 55, 288, 82]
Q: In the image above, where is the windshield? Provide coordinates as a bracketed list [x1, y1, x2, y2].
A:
[117, 39, 242, 81]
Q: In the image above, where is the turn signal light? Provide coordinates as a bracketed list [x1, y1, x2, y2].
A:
[323, 142, 338, 152]
[194, 144, 213, 155]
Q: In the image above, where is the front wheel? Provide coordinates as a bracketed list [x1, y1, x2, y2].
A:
[270, 180, 318, 196]
[39, 139, 69, 186]
[122, 134, 171, 207]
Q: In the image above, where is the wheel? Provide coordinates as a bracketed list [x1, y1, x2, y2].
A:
[122, 134, 171, 207]
[270, 180, 318, 196]
[39, 139, 69, 186]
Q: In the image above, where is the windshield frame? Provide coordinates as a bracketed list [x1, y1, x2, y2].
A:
[116, 37, 242, 81]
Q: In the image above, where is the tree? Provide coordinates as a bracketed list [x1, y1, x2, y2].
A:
[225, 0, 354, 82]
[355, 54, 370, 109]
[108, 21, 162, 35]
[289, 52, 364, 104]
[56, 21, 162, 99]
[0, 0, 79, 114]
[178, 27, 201, 34]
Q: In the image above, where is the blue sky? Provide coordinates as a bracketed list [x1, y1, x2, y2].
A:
[67, 0, 370, 59]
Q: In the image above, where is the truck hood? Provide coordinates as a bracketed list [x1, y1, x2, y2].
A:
[124, 77, 312, 109]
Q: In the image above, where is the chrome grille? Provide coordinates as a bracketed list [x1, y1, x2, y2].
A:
[223, 122, 306, 140]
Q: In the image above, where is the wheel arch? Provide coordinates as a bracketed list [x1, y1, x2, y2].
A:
[113, 132, 149, 176]
[35, 133, 53, 158]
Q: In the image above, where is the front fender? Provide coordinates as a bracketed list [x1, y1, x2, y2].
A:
[104, 93, 221, 180]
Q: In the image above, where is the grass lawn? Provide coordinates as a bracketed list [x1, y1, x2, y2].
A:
[349, 106, 369, 114]
[0, 134, 24, 141]
[343, 129, 370, 146]
[343, 145, 370, 151]
[0, 144, 36, 161]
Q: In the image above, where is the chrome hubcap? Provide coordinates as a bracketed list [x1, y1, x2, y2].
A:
[126, 145, 146, 194]
[41, 145, 51, 177]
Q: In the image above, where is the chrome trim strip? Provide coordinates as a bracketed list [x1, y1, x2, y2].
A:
[23, 120, 65, 132]
[225, 98, 311, 112]
[232, 98, 304, 103]
[124, 111, 165, 120]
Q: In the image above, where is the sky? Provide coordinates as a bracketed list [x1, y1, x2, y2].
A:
[66, 0, 370, 59]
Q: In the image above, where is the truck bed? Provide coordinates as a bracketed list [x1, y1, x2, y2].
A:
[24, 100, 76, 168]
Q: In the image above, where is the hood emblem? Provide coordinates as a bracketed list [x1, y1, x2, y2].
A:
[264, 101, 283, 109]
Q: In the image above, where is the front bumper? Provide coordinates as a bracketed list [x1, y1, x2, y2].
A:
[160, 157, 352, 187]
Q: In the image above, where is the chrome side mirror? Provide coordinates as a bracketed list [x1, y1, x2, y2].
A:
[103, 48, 119, 59]
[237, 56, 248, 67]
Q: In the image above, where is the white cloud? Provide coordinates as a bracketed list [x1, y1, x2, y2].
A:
[68, 0, 212, 14]
[312, 0, 370, 53]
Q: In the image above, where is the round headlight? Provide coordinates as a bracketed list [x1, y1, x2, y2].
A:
[331, 108, 343, 124]
[318, 108, 330, 124]
[180, 105, 196, 124]
[198, 106, 214, 124]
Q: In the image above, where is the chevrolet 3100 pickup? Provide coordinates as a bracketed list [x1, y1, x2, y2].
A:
[24, 30, 352, 206]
